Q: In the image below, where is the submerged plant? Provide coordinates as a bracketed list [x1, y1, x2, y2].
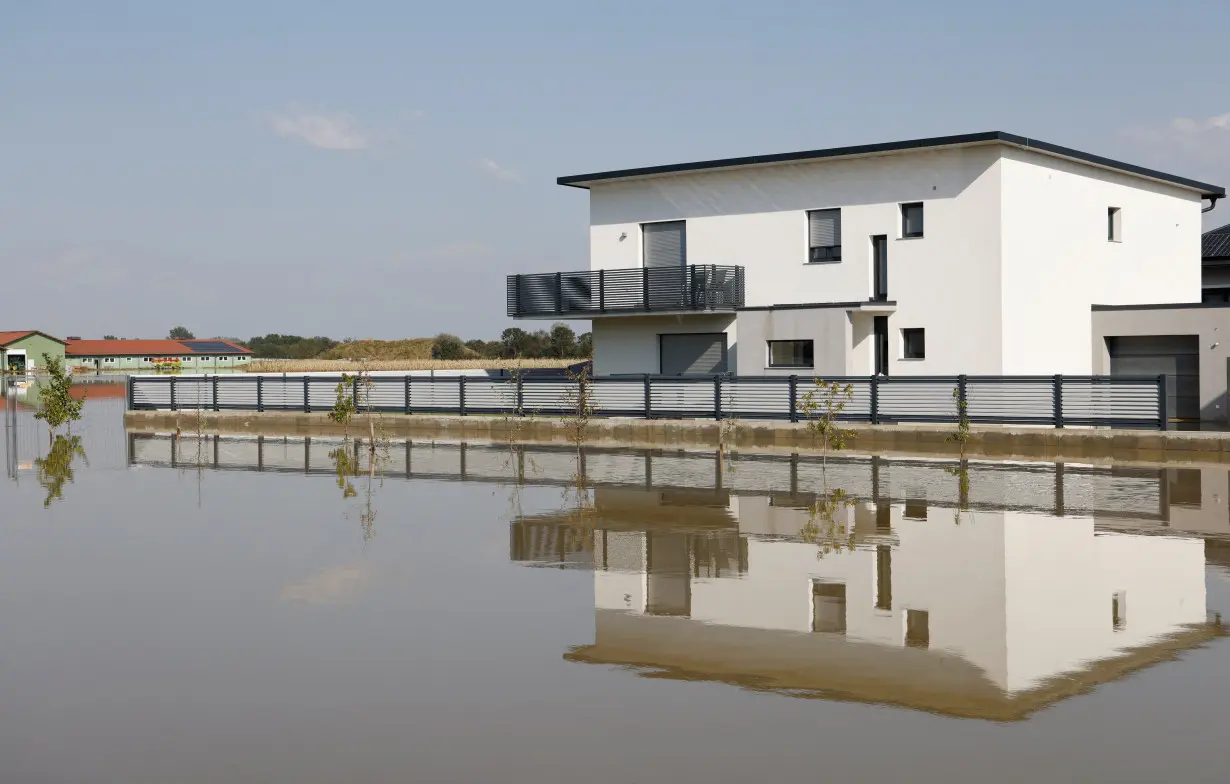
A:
[33, 354, 84, 445]
[329, 373, 358, 428]
[562, 365, 597, 446]
[947, 385, 971, 456]
[799, 379, 855, 470]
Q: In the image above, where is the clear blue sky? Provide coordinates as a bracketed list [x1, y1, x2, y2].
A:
[2, 0, 1227, 340]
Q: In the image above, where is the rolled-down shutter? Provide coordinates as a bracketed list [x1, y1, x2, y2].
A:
[660, 333, 727, 375]
[643, 221, 686, 268]
[808, 209, 841, 247]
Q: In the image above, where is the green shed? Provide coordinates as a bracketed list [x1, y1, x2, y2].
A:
[0, 331, 68, 373]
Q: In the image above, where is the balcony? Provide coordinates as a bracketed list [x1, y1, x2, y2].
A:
[507, 265, 745, 319]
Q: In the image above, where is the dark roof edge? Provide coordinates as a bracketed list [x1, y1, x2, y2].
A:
[1092, 302, 1227, 312]
[0, 330, 67, 346]
[558, 131, 1225, 198]
[738, 301, 898, 312]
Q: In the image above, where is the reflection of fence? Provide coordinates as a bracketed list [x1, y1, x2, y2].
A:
[128, 372, 1168, 429]
[127, 435, 1172, 522]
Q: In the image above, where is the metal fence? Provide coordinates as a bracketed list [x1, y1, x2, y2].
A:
[127, 372, 1169, 429]
[507, 264, 745, 317]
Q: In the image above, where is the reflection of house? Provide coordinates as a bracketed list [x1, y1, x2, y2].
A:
[517, 486, 1217, 721]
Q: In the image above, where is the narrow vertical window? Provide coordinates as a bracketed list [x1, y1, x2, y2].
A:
[875, 546, 892, 610]
[1108, 207, 1122, 241]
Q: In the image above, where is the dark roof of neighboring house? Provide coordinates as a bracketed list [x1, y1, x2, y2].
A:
[65, 339, 252, 357]
[1204, 223, 1230, 260]
[0, 330, 67, 347]
[558, 131, 1226, 198]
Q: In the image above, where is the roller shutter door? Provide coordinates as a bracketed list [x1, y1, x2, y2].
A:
[1107, 335, 1199, 423]
[659, 333, 727, 376]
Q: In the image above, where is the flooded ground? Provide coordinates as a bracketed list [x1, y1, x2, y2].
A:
[3, 396, 1230, 782]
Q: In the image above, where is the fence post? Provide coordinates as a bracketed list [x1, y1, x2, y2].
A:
[169, 376, 177, 411]
[644, 374, 652, 418]
[126, 375, 134, 410]
[1053, 374, 1063, 428]
[405, 375, 412, 415]
[303, 376, 310, 413]
[870, 375, 879, 424]
[642, 269, 650, 312]
[1157, 374, 1168, 431]
[256, 376, 264, 413]
[516, 372, 524, 416]
[714, 375, 723, 420]
[459, 375, 467, 416]
[598, 269, 606, 314]
[789, 375, 798, 423]
[555, 272, 563, 313]
[957, 374, 968, 424]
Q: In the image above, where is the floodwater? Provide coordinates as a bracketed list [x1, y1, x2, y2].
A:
[3, 395, 1230, 783]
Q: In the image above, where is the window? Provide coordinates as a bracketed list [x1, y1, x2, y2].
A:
[812, 582, 847, 634]
[767, 339, 814, 368]
[238, 356, 247, 361]
[807, 208, 841, 262]
[1112, 591, 1127, 631]
[1108, 207, 1122, 241]
[902, 328, 925, 359]
[642, 220, 686, 268]
[901, 202, 924, 238]
[875, 546, 892, 611]
[906, 609, 930, 648]
[103, 357, 114, 363]
[1203, 289, 1230, 304]
[904, 499, 927, 520]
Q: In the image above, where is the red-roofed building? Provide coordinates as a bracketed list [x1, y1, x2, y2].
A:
[65, 338, 252, 371]
[0, 330, 66, 372]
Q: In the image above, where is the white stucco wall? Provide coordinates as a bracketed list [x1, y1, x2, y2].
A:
[586, 146, 1006, 375]
[1000, 149, 1204, 375]
[591, 314, 736, 376]
[733, 307, 852, 376]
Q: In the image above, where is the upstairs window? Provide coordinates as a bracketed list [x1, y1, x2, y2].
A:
[901, 202, 924, 238]
[642, 220, 686, 268]
[902, 328, 925, 359]
[1108, 207, 1122, 241]
[807, 208, 841, 262]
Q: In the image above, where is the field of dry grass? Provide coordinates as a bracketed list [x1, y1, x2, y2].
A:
[317, 338, 437, 361]
[244, 358, 578, 373]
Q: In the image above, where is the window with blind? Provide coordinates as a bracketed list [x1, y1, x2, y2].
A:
[807, 209, 842, 262]
[642, 221, 687, 268]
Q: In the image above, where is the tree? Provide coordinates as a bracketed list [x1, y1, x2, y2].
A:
[431, 333, 468, 360]
[33, 354, 85, 444]
[168, 326, 195, 340]
[103, 334, 117, 341]
[501, 327, 528, 358]
[549, 323, 578, 358]
[577, 331, 593, 358]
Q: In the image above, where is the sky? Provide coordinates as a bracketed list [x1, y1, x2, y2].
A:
[2, 0, 1228, 341]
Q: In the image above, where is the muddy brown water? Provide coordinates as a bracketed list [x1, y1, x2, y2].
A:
[3, 396, 1230, 783]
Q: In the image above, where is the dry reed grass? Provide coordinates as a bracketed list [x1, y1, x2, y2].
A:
[244, 358, 578, 373]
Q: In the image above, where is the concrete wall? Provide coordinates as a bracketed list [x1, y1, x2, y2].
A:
[591, 314, 735, 376]
[1092, 304, 1230, 421]
[734, 307, 851, 376]
[1002, 149, 1204, 375]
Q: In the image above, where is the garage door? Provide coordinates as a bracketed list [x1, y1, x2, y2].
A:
[660, 333, 727, 376]
[1107, 335, 1199, 423]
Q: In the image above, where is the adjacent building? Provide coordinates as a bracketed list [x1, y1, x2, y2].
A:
[0, 330, 67, 372]
[508, 131, 1223, 385]
[66, 339, 252, 371]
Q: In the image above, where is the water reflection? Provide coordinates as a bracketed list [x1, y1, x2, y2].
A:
[518, 484, 1221, 721]
[33, 434, 87, 507]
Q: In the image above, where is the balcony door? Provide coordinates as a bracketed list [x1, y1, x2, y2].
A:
[643, 221, 687, 309]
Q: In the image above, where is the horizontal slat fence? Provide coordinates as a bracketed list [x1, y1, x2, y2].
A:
[128, 373, 1168, 430]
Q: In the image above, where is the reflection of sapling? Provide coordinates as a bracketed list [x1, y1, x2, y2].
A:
[35, 434, 87, 507]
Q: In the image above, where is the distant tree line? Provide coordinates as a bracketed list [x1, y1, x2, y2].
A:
[241, 334, 340, 359]
[432, 324, 592, 360]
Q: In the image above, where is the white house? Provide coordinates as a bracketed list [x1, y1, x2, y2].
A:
[509, 132, 1223, 379]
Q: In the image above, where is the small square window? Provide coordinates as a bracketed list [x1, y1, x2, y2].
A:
[904, 499, 927, 520]
[1108, 207, 1122, 242]
[901, 202, 924, 238]
[902, 328, 925, 360]
[812, 582, 847, 634]
[767, 339, 814, 368]
[906, 609, 930, 648]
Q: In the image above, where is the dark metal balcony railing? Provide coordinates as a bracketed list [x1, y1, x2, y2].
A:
[507, 264, 745, 318]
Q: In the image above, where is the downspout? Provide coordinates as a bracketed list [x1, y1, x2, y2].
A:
[1203, 195, 1221, 213]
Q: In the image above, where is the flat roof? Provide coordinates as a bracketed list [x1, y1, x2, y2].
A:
[558, 131, 1225, 198]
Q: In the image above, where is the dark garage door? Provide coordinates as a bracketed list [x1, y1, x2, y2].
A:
[1108, 335, 1199, 423]
[660, 333, 727, 375]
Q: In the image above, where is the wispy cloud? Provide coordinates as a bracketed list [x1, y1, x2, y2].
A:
[1121, 112, 1230, 161]
[279, 564, 375, 605]
[473, 157, 522, 183]
[267, 108, 376, 151]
